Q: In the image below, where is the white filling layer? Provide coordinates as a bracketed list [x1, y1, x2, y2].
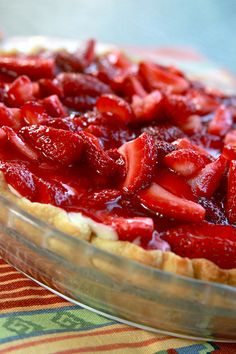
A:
[68, 212, 118, 241]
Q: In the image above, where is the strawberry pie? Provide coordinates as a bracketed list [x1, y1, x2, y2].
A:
[0, 39, 236, 286]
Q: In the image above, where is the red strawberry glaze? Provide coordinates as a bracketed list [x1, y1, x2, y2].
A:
[0, 40, 236, 269]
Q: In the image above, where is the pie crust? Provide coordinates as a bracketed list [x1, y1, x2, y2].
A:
[1, 173, 235, 287]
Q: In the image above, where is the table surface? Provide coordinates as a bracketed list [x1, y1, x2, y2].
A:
[0, 0, 235, 74]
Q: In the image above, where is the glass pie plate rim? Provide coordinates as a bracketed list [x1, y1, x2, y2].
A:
[0, 36, 236, 343]
[2, 191, 236, 293]
[2, 192, 236, 342]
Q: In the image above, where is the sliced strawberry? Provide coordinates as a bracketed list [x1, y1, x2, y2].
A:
[189, 155, 228, 198]
[172, 137, 211, 158]
[154, 168, 195, 201]
[180, 114, 202, 134]
[166, 65, 185, 77]
[139, 61, 189, 93]
[96, 57, 131, 93]
[226, 160, 236, 224]
[39, 78, 63, 98]
[96, 94, 134, 124]
[55, 51, 84, 73]
[0, 128, 7, 146]
[131, 90, 163, 122]
[103, 215, 154, 243]
[163, 93, 198, 126]
[6, 76, 35, 107]
[39, 117, 77, 131]
[164, 148, 209, 177]
[41, 114, 104, 133]
[223, 144, 236, 160]
[161, 222, 236, 269]
[57, 72, 112, 97]
[138, 182, 205, 222]
[0, 103, 22, 129]
[63, 95, 97, 111]
[21, 101, 48, 125]
[107, 50, 133, 70]
[122, 75, 147, 98]
[141, 124, 185, 142]
[198, 197, 227, 224]
[55, 39, 95, 72]
[192, 131, 223, 151]
[43, 95, 68, 117]
[0, 161, 79, 207]
[40, 112, 102, 133]
[97, 51, 134, 91]
[81, 39, 95, 68]
[0, 55, 55, 80]
[2, 126, 38, 161]
[20, 125, 83, 165]
[118, 133, 157, 192]
[86, 124, 134, 149]
[222, 130, 236, 160]
[226, 96, 236, 116]
[0, 82, 8, 102]
[79, 131, 125, 177]
[207, 105, 233, 136]
[37, 179, 79, 207]
[78, 189, 121, 209]
[187, 88, 220, 115]
[0, 161, 38, 200]
[224, 129, 236, 145]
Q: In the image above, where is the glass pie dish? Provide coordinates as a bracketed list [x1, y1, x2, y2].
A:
[0, 36, 236, 342]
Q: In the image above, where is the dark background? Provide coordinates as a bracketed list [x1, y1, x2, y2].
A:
[0, 0, 235, 73]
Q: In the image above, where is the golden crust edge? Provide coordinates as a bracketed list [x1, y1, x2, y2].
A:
[0, 175, 235, 287]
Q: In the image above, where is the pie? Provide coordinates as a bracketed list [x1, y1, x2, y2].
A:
[0, 39, 236, 286]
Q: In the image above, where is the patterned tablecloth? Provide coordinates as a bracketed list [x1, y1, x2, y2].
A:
[0, 257, 235, 354]
[0, 45, 236, 353]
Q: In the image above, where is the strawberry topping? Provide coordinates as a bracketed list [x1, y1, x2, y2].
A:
[0, 103, 21, 129]
[96, 94, 134, 124]
[208, 105, 233, 136]
[0, 55, 55, 80]
[0, 40, 235, 267]
[189, 155, 228, 198]
[161, 222, 236, 269]
[139, 61, 189, 94]
[138, 182, 205, 222]
[154, 168, 195, 201]
[118, 132, 157, 192]
[79, 131, 125, 177]
[131, 90, 163, 122]
[0, 161, 39, 199]
[226, 160, 236, 224]
[6, 75, 36, 107]
[20, 125, 83, 165]
[164, 148, 209, 177]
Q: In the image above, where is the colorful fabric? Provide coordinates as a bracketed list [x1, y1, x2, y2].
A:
[0, 259, 236, 354]
[0, 257, 236, 353]
[0, 46, 236, 353]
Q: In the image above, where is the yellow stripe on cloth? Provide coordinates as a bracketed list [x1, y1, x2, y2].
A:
[0, 323, 208, 354]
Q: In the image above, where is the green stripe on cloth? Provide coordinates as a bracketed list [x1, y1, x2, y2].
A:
[0, 307, 114, 343]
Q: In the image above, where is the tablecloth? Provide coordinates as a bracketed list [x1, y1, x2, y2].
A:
[0, 45, 236, 353]
[0, 257, 236, 354]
